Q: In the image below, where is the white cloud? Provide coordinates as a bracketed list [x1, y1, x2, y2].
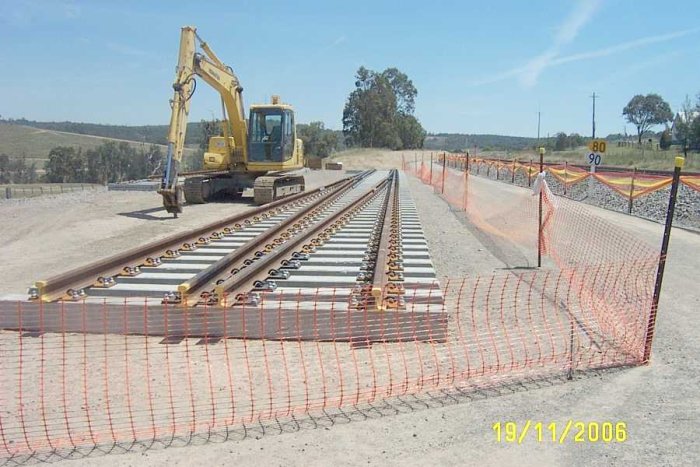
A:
[469, 25, 700, 88]
[517, 0, 603, 87]
[551, 28, 700, 66]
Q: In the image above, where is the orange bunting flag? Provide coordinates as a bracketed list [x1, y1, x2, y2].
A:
[546, 165, 590, 186]
[681, 175, 700, 192]
[593, 172, 673, 199]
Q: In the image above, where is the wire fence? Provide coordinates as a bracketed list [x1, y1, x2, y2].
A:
[0, 161, 664, 462]
[1, 184, 102, 200]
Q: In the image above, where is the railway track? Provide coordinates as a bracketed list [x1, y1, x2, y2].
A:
[19, 169, 446, 342]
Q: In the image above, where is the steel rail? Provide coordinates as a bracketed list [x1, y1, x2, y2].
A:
[31, 171, 373, 302]
[210, 172, 394, 306]
[176, 173, 366, 304]
[371, 170, 403, 310]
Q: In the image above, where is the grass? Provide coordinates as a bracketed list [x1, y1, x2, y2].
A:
[0, 124, 197, 168]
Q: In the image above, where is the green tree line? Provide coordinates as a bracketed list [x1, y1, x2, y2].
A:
[44, 141, 164, 184]
[297, 122, 342, 158]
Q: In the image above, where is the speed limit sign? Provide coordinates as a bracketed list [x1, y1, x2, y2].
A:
[588, 139, 607, 153]
[587, 152, 602, 166]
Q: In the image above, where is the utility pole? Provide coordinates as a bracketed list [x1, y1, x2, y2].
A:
[589, 92, 598, 198]
[591, 92, 597, 139]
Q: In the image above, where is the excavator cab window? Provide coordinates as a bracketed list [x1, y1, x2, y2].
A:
[249, 109, 293, 163]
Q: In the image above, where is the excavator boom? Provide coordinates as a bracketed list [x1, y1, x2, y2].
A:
[158, 26, 305, 216]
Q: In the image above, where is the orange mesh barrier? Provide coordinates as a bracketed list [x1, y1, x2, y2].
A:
[405, 159, 659, 364]
[681, 175, 700, 192]
[0, 160, 664, 462]
[0, 268, 655, 461]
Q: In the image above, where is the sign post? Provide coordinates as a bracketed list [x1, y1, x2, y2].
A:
[587, 139, 606, 198]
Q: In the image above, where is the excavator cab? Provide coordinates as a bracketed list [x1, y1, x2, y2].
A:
[248, 108, 294, 163]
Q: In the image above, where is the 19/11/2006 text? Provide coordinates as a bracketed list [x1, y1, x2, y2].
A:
[492, 421, 627, 444]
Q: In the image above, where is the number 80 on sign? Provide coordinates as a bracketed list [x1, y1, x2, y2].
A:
[588, 140, 607, 153]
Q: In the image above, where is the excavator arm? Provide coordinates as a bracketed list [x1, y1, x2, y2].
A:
[159, 26, 248, 216]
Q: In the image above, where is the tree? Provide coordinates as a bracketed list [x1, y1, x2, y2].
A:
[623, 94, 673, 144]
[0, 154, 9, 184]
[568, 133, 585, 147]
[45, 147, 84, 183]
[381, 67, 417, 115]
[297, 121, 339, 158]
[343, 66, 425, 149]
[554, 132, 569, 151]
[673, 95, 699, 156]
[659, 129, 672, 150]
[396, 115, 426, 149]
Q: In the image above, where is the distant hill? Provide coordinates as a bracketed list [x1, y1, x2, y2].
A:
[0, 123, 197, 168]
[424, 133, 540, 151]
[2, 118, 204, 146]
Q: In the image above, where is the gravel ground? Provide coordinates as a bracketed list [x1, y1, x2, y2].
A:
[3, 153, 700, 466]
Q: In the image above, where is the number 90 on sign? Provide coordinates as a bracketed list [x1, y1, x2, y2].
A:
[588, 153, 602, 166]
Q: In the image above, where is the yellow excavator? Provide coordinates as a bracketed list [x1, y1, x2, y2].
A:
[158, 26, 305, 217]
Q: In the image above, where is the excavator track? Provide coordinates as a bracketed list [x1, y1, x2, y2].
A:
[183, 176, 210, 204]
[254, 174, 305, 205]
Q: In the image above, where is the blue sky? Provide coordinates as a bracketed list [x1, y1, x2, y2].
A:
[1, 0, 699, 137]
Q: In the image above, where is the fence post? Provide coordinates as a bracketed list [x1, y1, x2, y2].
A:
[512, 158, 516, 184]
[463, 160, 469, 211]
[5, 187, 10, 199]
[430, 153, 434, 185]
[528, 159, 532, 187]
[643, 157, 684, 363]
[564, 161, 568, 196]
[538, 147, 545, 268]
[466, 152, 470, 174]
[628, 167, 637, 215]
[441, 153, 446, 194]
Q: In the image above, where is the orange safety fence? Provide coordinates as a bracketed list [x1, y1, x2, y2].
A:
[0, 158, 668, 462]
[404, 158, 660, 367]
[430, 153, 700, 198]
